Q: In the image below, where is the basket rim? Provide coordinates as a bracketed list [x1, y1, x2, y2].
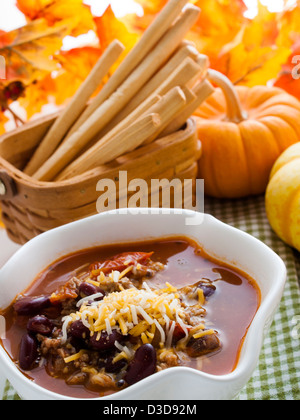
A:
[0, 117, 197, 189]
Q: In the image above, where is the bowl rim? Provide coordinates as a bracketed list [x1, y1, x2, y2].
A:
[0, 208, 287, 400]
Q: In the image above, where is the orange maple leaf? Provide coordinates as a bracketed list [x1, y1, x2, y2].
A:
[275, 40, 300, 100]
[0, 113, 9, 135]
[131, 0, 168, 32]
[53, 47, 104, 104]
[16, 0, 95, 36]
[18, 46, 103, 119]
[0, 4, 97, 127]
[0, 19, 71, 83]
[94, 5, 139, 55]
[194, 2, 292, 87]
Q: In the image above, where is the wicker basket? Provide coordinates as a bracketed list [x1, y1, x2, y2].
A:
[0, 113, 201, 245]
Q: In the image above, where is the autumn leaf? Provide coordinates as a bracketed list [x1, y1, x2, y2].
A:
[273, 1, 300, 99]
[16, 0, 95, 37]
[135, 0, 168, 14]
[0, 113, 9, 136]
[130, 0, 168, 32]
[197, 2, 292, 87]
[56, 46, 102, 81]
[274, 40, 300, 100]
[95, 5, 140, 56]
[131, 0, 248, 62]
[191, 0, 247, 45]
[0, 209, 5, 228]
[51, 46, 104, 105]
[0, 19, 71, 84]
[0, 81, 26, 112]
[0, 18, 67, 127]
[17, 74, 55, 119]
[18, 46, 103, 118]
[277, 0, 300, 46]
[0, 7, 97, 125]
[132, 0, 286, 87]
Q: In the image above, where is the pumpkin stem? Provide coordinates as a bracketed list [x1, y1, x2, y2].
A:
[207, 69, 247, 124]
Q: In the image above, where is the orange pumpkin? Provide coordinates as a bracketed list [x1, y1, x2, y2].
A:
[194, 70, 300, 198]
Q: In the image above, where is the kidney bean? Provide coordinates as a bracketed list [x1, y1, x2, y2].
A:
[19, 333, 38, 371]
[105, 355, 127, 374]
[14, 295, 51, 316]
[125, 344, 157, 386]
[79, 283, 105, 300]
[89, 330, 122, 351]
[198, 281, 216, 298]
[69, 320, 90, 340]
[186, 333, 220, 358]
[27, 315, 54, 336]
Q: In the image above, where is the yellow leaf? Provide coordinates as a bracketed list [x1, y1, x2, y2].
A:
[52, 47, 104, 106]
[0, 210, 4, 229]
[208, 2, 292, 86]
[16, 0, 95, 36]
[0, 113, 9, 135]
[95, 6, 140, 58]
[0, 19, 71, 83]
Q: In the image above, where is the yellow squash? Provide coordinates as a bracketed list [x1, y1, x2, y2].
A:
[266, 142, 300, 252]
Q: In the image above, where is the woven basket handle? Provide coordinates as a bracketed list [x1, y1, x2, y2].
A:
[0, 169, 17, 200]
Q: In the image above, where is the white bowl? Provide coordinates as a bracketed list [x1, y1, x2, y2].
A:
[0, 209, 286, 400]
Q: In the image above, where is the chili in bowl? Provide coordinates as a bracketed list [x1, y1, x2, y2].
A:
[0, 209, 286, 400]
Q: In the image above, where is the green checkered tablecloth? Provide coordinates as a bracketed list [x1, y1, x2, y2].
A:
[204, 196, 300, 400]
[2, 196, 300, 400]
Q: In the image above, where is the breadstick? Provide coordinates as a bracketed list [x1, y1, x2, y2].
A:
[65, 0, 190, 138]
[99, 45, 201, 137]
[142, 86, 192, 144]
[32, 5, 201, 182]
[56, 113, 163, 181]
[74, 5, 201, 143]
[24, 40, 125, 176]
[160, 79, 215, 136]
[86, 94, 162, 150]
[56, 87, 187, 180]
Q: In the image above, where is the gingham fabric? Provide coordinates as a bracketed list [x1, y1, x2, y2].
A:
[204, 196, 300, 400]
[1, 196, 300, 400]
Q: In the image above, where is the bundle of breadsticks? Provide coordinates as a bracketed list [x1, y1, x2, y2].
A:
[24, 0, 214, 182]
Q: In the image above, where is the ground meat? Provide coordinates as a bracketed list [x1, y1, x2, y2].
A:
[66, 371, 88, 385]
[96, 261, 165, 293]
[131, 262, 165, 280]
[39, 335, 62, 355]
[60, 299, 78, 316]
[46, 353, 66, 377]
[89, 371, 117, 389]
[118, 277, 136, 290]
[157, 349, 179, 371]
[184, 304, 206, 326]
[96, 275, 135, 294]
[73, 352, 90, 366]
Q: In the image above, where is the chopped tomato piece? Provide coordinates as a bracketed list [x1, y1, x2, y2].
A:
[172, 323, 189, 343]
[50, 283, 78, 304]
[89, 252, 154, 277]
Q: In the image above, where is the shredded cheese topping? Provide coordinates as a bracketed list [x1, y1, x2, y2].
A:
[60, 273, 217, 369]
[61, 281, 202, 349]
